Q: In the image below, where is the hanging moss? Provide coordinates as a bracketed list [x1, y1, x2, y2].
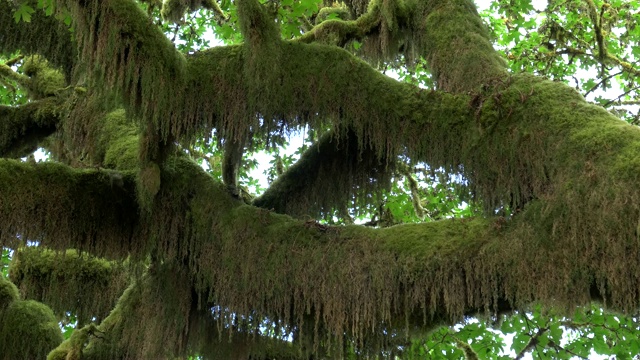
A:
[253, 129, 393, 219]
[137, 160, 162, 211]
[52, 0, 187, 164]
[0, 299, 63, 360]
[0, 159, 139, 259]
[5, 0, 640, 357]
[47, 323, 99, 360]
[75, 263, 193, 359]
[0, 0, 76, 79]
[9, 247, 130, 324]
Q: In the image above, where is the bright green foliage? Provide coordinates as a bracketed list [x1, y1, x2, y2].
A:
[482, 0, 640, 123]
[0, 249, 10, 279]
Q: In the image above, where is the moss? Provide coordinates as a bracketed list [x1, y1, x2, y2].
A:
[47, 323, 99, 360]
[21, 55, 67, 99]
[0, 299, 63, 359]
[161, 0, 224, 23]
[9, 247, 130, 324]
[5, 0, 640, 356]
[315, 6, 352, 25]
[253, 129, 393, 218]
[0, 159, 139, 259]
[0, 276, 19, 309]
[67, 264, 194, 359]
[0, 99, 61, 158]
[99, 109, 139, 170]
[422, 0, 507, 92]
[161, 0, 188, 22]
[0, 0, 75, 78]
[137, 161, 162, 212]
[55, 0, 187, 163]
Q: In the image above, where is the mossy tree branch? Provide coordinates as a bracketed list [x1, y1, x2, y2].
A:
[252, 129, 394, 218]
[9, 247, 131, 325]
[0, 99, 62, 158]
[0, 159, 140, 258]
[3, 0, 640, 357]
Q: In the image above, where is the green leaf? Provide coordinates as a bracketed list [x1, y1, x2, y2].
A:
[13, 4, 35, 23]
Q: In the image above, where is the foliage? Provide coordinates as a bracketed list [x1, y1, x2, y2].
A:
[482, 0, 640, 123]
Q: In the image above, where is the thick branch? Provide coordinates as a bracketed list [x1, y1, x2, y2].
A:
[422, 0, 507, 92]
[0, 159, 139, 258]
[253, 129, 393, 218]
[0, 99, 61, 158]
[9, 247, 130, 324]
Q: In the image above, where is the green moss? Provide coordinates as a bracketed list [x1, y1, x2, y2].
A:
[422, 0, 507, 91]
[0, 159, 139, 259]
[0, 299, 63, 359]
[137, 161, 162, 212]
[0, 99, 61, 158]
[47, 323, 98, 360]
[56, 0, 187, 164]
[253, 130, 393, 219]
[0, 0, 75, 77]
[9, 247, 130, 324]
[0, 276, 19, 309]
[99, 109, 139, 170]
[315, 6, 352, 25]
[22, 55, 66, 99]
[161, 0, 188, 22]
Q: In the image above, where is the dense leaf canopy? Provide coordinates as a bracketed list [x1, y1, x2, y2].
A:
[1, 0, 640, 358]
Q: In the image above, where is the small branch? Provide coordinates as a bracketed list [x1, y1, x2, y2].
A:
[547, 339, 589, 359]
[604, 84, 640, 107]
[4, 55, 24, 67]
[203, 0, 229, 23]
[0, 63, 30, 88]
[296, 11, 379, 46]
[583, 0, 605, 63]
[584, 70, 622, 98]
[300, 14, 314, 32]
[514, 326, 549, 360]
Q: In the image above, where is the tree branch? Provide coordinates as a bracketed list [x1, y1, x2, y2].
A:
[0, 99, 61, 158]
[0, 159, 139, 258]
[8, 247, 130, 325]
[252, 129, 393, 218]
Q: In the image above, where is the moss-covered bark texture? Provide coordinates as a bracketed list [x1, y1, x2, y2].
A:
[1, 0, 640, 358]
